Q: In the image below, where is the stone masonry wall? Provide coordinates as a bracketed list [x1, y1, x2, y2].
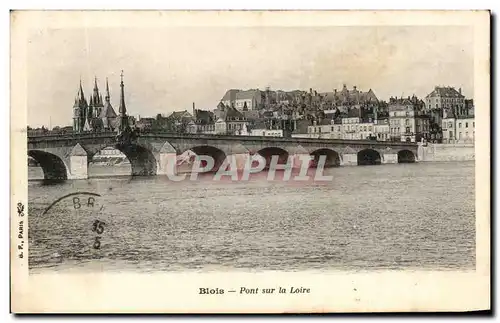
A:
[418, 143, 475, 162]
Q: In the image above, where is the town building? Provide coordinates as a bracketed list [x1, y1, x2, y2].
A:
[307, 119, 334, 138]
[388, 95, 429, 143]
[373, 119, 390, 141]
[455, 117, 475, 143]
[93, 147, 126, 158]
[425, 86, 466, 115]
[187, 103, 216, 134]
[465, 99, 475, 116]
[249, 128, 283, 137]
[135, 117, 155, 131]
[424, 86, 467, 135]
[221, 89, 263, 111]
[215, 105, 248, 135]
[165, 110, 194, 133]
[441, 117, 457, 143]
[321, 84, 379, 115]
[305, 117, 376, 140]
[442, 115, 475, 143]
[341, 117, 374, 140]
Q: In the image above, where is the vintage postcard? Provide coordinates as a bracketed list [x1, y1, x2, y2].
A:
[10, 10, 490, 313]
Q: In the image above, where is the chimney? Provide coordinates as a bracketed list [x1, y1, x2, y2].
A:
[192, 102, 196, 118]
[353, 85, 357, 91]
[459, 87, 462, 94]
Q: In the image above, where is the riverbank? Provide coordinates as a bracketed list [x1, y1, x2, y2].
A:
[418, 143, 475, 162]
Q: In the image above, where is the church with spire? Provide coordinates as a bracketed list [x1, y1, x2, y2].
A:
[72, 74, 126, 133]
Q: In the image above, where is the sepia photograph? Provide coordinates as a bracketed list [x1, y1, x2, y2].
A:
[10, 10, 490, 313]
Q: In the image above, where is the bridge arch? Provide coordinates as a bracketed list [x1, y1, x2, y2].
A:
[85, 141, 158, 176]
[88, 146, 132, 177]
[186, 145, 227, 172]
[357, 149, 381, 166]
[28, 150, 68, 180]
[310, 148, 341, 167]
[397, 149, 416, 163]
[115, 143, 157, 176]
[256, 147, 289, 169]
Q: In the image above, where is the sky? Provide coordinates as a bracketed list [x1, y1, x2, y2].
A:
[27, 25, 474, 128]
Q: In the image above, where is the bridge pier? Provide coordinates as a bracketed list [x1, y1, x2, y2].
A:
[68, 143, 88, 179]
[232, 153, 251, 170]
[291, 153, 312, 169]
[156, 142, 179, 176]
[156, 152, 178, 176]
[341, 153, 358, 166]
[382, 153, 398, 164]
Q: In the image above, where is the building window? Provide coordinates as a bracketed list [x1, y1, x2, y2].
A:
[405, 119, 409, 126]
[459, 123, 462, 128]
[364, 126, 367, 131]
[465, 122, 468, 128]
[448, 122, 453, 128]
[473, 122, 475, 127]
[466, 131, 468, 137]
[331, 126, 334, 132]
[406, 127, 410, 133]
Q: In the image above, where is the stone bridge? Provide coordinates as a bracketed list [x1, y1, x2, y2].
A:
[27, 132, 419, 180]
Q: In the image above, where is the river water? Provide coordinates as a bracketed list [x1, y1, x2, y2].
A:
[28, 161, 475, 273]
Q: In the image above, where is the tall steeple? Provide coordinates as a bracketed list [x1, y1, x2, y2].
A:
[119, 70, 126, 115]
[79, 78, 85, 102]
[118, 70, 129, 133]
[105, 77, 110, 102]
[73, 78, 88, 133]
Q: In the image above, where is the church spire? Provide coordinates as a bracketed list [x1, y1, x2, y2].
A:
[79, 78, 85, 102]
[118, 70, 130, 133]
[92, 76, 103, 106]
[105, 77, 110, 102]
[119, 70, 126, 115]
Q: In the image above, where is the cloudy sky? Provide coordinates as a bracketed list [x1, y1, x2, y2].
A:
[27, 25, 473, 127]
